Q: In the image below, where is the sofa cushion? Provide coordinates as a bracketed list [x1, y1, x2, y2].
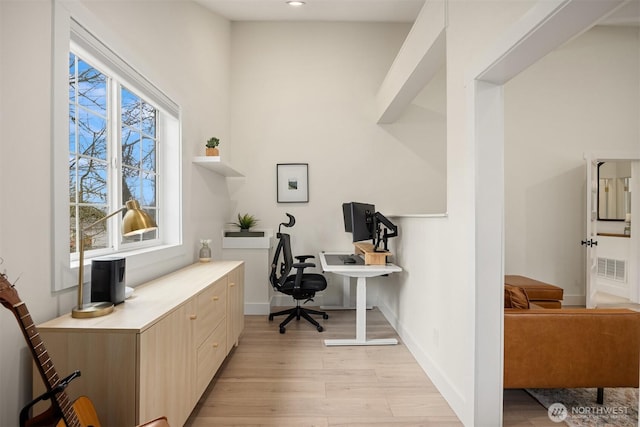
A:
[505, 275, 563, 302]
[504, 284, 530, 309]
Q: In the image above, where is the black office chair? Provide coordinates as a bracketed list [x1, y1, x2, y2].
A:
[268, 213, 328, 333]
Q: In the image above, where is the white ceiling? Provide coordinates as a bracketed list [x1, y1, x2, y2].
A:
[193, 0, 640, 26]
[193, 0, 426, 22]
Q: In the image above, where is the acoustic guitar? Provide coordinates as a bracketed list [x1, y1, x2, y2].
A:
[0, 273, 101, 427]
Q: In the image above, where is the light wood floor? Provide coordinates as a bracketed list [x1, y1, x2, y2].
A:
[185, 307, 553, 426]
[592, 291, 640, 311]
[503, 390, 565, 426]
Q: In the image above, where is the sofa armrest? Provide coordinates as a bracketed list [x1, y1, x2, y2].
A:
[504, 308, 640, 389]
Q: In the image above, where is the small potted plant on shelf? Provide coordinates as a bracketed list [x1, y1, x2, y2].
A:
[205, 137, 220, 156]
[225, 213, 264, 237]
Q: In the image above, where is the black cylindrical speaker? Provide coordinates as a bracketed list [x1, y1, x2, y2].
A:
[91, 257, 126, 305]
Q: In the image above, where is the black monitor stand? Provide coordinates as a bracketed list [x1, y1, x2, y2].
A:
[373, 212, 398, 252]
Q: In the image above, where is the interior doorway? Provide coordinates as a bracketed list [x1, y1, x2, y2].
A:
[471, 0, 632, 425]
[587, 156, 640, 308]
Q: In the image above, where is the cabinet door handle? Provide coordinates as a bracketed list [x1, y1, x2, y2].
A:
[212, 342, 219, 348]
[189, 314, 197, 320]
[212, 296, 219, 301]
[229, 283, 236, 287]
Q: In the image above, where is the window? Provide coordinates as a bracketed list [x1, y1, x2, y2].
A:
[68, 52, 159, 257]
[52, 5, 183, 291]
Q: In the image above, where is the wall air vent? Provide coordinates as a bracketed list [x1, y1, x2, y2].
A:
[597, 257, 626, 282]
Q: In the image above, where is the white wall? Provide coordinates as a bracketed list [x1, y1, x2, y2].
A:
[378, 8, 640, 425]
[81, 1, 235, 262]
[504, 25, 640, 304]
[381, 64, 447, 208]
[227, 22, 447, 305]
[0, 1, 231, 424]
[378, 1, 537, 424]
[0, 2, 54, 422]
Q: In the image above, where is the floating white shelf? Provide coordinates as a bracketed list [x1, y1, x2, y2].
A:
[192, 156, 244, 177]
[222, 229, 273, 249]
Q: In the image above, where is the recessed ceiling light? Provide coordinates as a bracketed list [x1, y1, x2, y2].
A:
[287, 1, 306, 6]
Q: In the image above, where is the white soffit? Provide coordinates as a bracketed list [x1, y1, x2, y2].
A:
[375, 0, 446, 124]
[474, 0, 629, 85]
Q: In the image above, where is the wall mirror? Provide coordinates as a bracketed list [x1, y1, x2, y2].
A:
[598, 161, 631, 221]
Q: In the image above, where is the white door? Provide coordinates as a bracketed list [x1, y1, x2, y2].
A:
[584, 156, 599, 308]
[585, 156, 640, 307]
[629, 160, 639, 303]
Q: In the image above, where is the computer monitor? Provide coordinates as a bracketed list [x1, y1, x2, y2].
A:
[342, 202, 399, 252]
[342, 202, 375, 242]
[342, 203, 353, 232]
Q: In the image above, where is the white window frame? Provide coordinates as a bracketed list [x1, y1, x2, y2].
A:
[68, 45, 161, 259]
[52, 1, 183, 292]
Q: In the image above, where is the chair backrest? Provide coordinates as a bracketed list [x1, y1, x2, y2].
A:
[269, 232, 293, 289]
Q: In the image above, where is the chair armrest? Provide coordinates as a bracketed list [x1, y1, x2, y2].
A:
[295, 255, 315, 262]
[292, 262, 315, 289]
[292, 262, 315, 270]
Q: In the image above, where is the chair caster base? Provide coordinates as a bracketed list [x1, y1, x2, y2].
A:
[270, 305, 327, 333]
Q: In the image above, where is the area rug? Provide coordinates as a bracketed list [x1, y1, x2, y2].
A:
[526, 388, 638, 426]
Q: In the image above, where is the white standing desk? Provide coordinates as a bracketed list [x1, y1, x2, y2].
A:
[320, 254, 372, 311]
[319, 252, 402, 346]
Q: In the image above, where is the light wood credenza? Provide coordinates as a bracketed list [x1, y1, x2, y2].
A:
[34, 261, 244, 427]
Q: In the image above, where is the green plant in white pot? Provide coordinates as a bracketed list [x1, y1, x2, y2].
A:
[225, 213, 264, 237]
[232, 213, 258, 231]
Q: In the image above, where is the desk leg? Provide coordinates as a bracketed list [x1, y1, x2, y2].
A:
[355, 276, 367, 342]
[343, 276, 351, 307]
[324, 276, 398, 346]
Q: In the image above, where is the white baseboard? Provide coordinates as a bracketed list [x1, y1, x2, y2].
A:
[563, 294, 586, 306]
[244, 302, 270, 315]
[377, 300, 467, 423]
[269, 294, 292, 307]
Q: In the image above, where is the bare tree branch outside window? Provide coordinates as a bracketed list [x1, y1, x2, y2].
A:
[69, 53, 158, 254]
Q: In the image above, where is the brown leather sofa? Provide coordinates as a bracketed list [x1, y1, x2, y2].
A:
[505, 275, 564, 308]
[504, 285, 640, 402]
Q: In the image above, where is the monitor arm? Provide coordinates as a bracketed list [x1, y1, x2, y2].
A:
[373, 212, 398, 252]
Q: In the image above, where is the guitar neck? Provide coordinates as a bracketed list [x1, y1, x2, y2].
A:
[12, 302, 79, 427]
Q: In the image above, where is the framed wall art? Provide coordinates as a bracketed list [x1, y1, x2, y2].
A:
[277, 163, 309, 203]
